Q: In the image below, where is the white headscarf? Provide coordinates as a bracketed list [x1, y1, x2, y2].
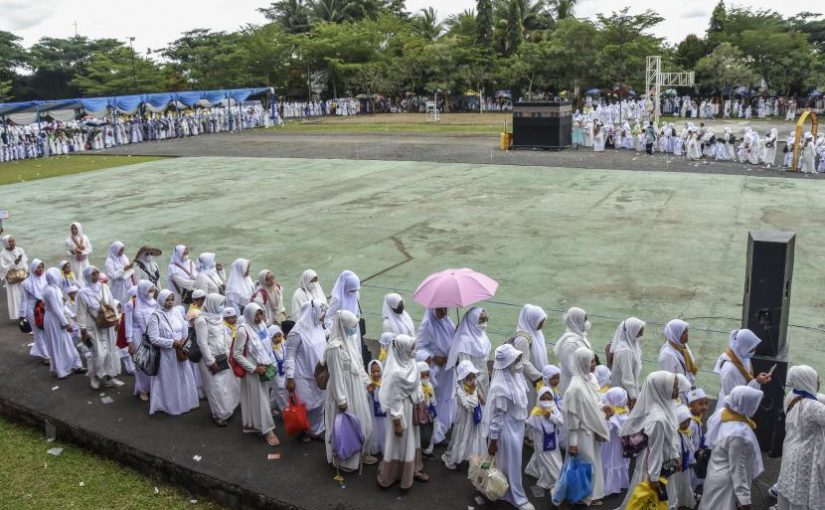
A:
[621, 371, 679, 439]
[713, 328, 761, 374]
[482, 344, 529, 434]
[456, 359, 479, 382]
[447, 307, 491, 369]
[196, 253, 218, 275]
[241, 302, 273, 365]
[784, 365, 821, 425]
[106, 241, 128, 271]
[329, 270, 360, 315]
[327, 310, 366, 377]
[706, 386, 764, 477]
[287, 300, 327, 374]
[68, 222, 88, 250]
[416, 308, 455, 358]
[297, 269, 327, 305]
[225, 258, 254, 304]
[135, 280, 157, 313]
[379, 334, 421, 411]
[201, 293, 225, 326]
[595, 365, 612, 388]
[563, 347, 609, 441]
[553, 307, 590, 356]
[603, 386, 629, 429]
[542, 364, 560, 387]
[256, 269, 284, 309]
[44, 267, 61, 289]
[22, 258, 47, 299]
[167, 244, 196, 290]
[517, 304, 548, 369]
[382, 293, 415, 337]
[1, 234, 12, 250]
[611, 317, 645, 369]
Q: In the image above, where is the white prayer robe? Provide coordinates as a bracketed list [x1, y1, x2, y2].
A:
[42, 283, 82, 378]
[622, 421, 676, 508]
[776, 398, 825, 509]
[65, 234, 92, 280]
[0, 246, 27, 320]
[284, 328, 326, 436]
[77, 284, 121, 380]
[195, 269, 225, 295]
[147, 307, 199, 416]
[600, 414, 630, 496]
[717, 359, 761, 405]
[21, 273, 49, 360]
[488, 399, 531, 507]
[195, 315, 239, 421]
[377, 395, 423, 489]
[233, 325, 275, 434]
[610, 348, 641, 400]
[128, 300, 155, 396]
[525, 410, 564, 490]
[799, 142, 816, 173]
[698, 434, 758, 509]
[442, 384, 485, 468]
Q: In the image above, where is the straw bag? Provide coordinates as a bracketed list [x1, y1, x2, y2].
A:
[5, 268, 27, 284]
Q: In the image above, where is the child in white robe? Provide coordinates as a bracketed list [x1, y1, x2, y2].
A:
[595, 365, 611, 395]
[418, 362, 438, 455]
[525, 387, 564, 490]
[539, 365, 565, 446]
[367, 360, 387, 456]
[687, 389, 709, 491]
[442, 360, 485, 469]
[267, 325, 288, 414]
[674, 404, 697, 509]
[600, 387, 630, 496]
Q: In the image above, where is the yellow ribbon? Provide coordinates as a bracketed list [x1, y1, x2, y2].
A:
[669, 340, 698, 375]
[721, 408, 757, 430]
[611, 405, 628, 415]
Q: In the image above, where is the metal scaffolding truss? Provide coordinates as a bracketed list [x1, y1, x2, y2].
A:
[645, 55, 695, 124]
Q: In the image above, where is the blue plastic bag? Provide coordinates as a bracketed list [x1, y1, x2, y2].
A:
[551, 456, 593, 505]
[331, 412, 365, 460]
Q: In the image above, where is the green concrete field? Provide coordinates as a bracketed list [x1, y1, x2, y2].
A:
[5, 156, 825, 393]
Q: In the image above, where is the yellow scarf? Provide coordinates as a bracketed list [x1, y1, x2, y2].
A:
[723, 348, 754, 382]
[530, 404, 555, 417]
[272, 342, 283, 353]
[422, 381, 434, 401]
[535, 380, 545, 391]
[462, 383, 475, 395]
[371, 377, 382, 388]
[599, 385, 609, 394]
[224, 321, 237, 339]
[669, 340, 698, 375]
[678, 426, 692, 437]
[378, 347, 388, 362]
[721, 408, 757, 429]
[611, 405, 628, 415]
[63, 270, 75, 282]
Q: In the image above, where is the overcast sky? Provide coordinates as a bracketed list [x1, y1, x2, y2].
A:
[1, 0, 820, 53]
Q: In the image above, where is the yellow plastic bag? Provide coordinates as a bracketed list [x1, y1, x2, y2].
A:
[626, 480, 668, 510]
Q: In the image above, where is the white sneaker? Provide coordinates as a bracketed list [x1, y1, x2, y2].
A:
[518, 503, 535, 510]
[90, 376, 100, 390]
[440, 453, 456, 470]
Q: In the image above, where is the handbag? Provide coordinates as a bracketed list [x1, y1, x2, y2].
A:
[134, 314, 161, 376]
[283, 396, 310, 436]
[213, 353, 230, 372]
[622, 432, 649, 458]
[116, 313, 129, 349]
[693, 448, 711, 479]
[5, 268, 27, 284]
[314, 360, 330, 389]
[229, 331, 248, 378]
[34, 299, 46, 329]
[95, 302, 119, 329]
[412, 400, 431, 426]
[468, 455, 510, 502]
[181, 325, 202, 363]
[19, 317, 32, 334]
[660, 458, 680, 478]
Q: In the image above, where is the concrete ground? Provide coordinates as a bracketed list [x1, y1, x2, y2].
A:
[4, 156, 825, 395]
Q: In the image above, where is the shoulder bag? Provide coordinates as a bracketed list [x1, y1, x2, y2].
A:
[134, 313, 161, 376]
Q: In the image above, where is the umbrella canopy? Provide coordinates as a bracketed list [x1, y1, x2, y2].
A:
[413, 268, 498, 309]
[585, 88, 601, 96]
[810, 90, 823, 98]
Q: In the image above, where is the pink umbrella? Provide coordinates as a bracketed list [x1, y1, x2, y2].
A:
[412, 268, 499, 309]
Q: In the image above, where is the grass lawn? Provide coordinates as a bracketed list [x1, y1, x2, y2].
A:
[0, 155, 166, 186]
[275, 112, 509, 134]
[0, 418, 223, 510]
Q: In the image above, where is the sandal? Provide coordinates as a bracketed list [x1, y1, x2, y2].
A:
[265, 432, 281, 447]
[413, 471, 429, 482]
[213, 417, 228, 427]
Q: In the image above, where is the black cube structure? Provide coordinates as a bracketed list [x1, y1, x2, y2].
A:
[512, 101, 572, 150]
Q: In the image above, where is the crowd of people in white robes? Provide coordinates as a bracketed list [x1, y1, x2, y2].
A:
[0, 104, 273, 164]
[2, 223, 825, 510]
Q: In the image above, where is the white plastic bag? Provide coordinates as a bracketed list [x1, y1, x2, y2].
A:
[468, 455, 510, 501]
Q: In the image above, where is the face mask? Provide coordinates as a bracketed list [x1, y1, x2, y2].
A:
[346, 326, 359, 337]
[514, 360, 524, 372]
[478, 322, 488, 331]
[538, 400, 553, 410]
[584, 320, 592, 332]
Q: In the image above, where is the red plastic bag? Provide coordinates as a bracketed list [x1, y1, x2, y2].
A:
[116, 314, 128, 349]
[34, 299, 46, 329]
[283, 396, 310, 437]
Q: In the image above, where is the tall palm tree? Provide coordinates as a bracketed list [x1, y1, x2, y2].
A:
[548, 0, 576, 20]
[413, 7, 444, 41]
[309, 0, 360, 23]
[445, 9, 478, 38]
[258, 0, 311, 33]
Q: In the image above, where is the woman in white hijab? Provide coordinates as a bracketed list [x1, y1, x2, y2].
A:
[512, 304, 548, 408]
[105, 241, 134, 304]
[553, 307, 591, 395]
[377, 334, 429, 489]
[167, 245, 198, 304]
[77, 266, 121, 389]
[324, 310, 376, 470]
[657, 319, 698, 401]
[285, 300, 328, 440]
[484, 344, 534, 510]
[763, 128, 778, 167]
[416, 307, 456, 445]
[776, 365, 825, 510]
[609, 317, 646, 407]
[233, 302, 279, 445]
[128, 280, 157, 401]
[447, 307, 491, 399]
[291, 269, 326, 321]
[224, 258, 254, 316]
[146, 289, 199, 416]
[194, 252, 225, 295]
[698, 386, 764, 510]
[21, 259, 49, 362]
[195, 293, 239, 427]
[620, 370, 681, 509]
[133, 247, 162, 289]
[326, 269, 360, 328]
[382, 293, 415, 337]
[555, 347, 610, 506]
[713, 328, 771, 404]
[253, 269, 286, 325]
[1, 234, 27, 320]
[65, 222, 92, 280]
[42, 267, 84, 378]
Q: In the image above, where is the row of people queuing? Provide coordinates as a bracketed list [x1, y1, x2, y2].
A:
[1, 225, 824, 510]
[0, 104, 273, 164]
[662, 96, 805, 121]
[276, 96, 514, 120]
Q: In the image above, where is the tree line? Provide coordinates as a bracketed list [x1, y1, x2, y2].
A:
[0, 0, 822, 104]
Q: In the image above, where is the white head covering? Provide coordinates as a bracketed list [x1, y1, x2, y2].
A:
[286, 300, 327, 375]
[268, 324, 283, 337]
[553, 307, 590, 356]
[201, 293, 225, 326]
[611, 317, 646, 369]
[170, 244, 189, 266]
[621, 371, 679, 438]
[329, 270, 360, 315]
[517, 304, 549, 369]
[196, 252, 217, 275]
[22, 258, 47, 299]
[456, 359, 479, 382]
[564, 347, 610, 441]
[417, 361, 431, 375]
[107, 241, 128, 270]
[664, 319, 689, 344]
[482, 344, 529, 434]
[1, 234, 12, 249]
[225, 258, 254, 304]
[379, 334, 421, 411]
[784, 365, 821, 425]
[706, 386, 764, 477]
[604, 386, 628, 408]
[382, 293, 415, 337]
[156, 288, 174, 309]
[595, 365, 612, 388]
[417, 308, 456, 358]
[44, 267, 61, 288]
[241, 302, 273, 365]
[542, 364, 560, 387]
[676, 404, 692, 425]
[713, 328, 761, 373]
[297, 269, 326, 305]
[688, 388, 707, 403]
[447, 307, 491, 369]
[167, 244, 195, 290]
[327, 310, 366, 377]
[379, 332, 394, 349]
[192, 289, 206, 300]
[222, 306, 237, 318]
